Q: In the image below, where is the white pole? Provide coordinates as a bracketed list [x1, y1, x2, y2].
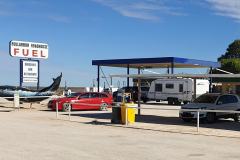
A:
[197, 110, 200, 132]
[68, 103, 71, 121]
[56, 102, 59, 119]
[14, 93, 20, 111]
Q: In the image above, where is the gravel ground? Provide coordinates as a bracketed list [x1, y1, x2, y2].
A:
[0, 101, 239, 160]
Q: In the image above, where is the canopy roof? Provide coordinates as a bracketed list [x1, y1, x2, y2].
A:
[92, 57, 220, 69]
[109, 73, 240, 79]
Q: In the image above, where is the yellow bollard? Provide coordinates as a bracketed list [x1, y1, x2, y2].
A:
[121, 102, 136, 124]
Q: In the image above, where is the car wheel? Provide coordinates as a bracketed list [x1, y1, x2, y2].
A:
[100, 103, 108, 111]
[63, 103, 71, 112]
[206, 112, 216, 123]
[183, 101, 189, 105]
[233, 113, 239, 122]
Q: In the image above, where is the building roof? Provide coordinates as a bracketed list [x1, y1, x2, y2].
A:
[92, 57, 220, 68]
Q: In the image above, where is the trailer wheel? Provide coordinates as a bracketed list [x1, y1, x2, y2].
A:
[174, 100, 181, 105]
[168, 100, 174, 105]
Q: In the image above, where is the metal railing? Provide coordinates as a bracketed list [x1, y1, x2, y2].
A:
[55, 101, 109, 120]
[55, 101, 240, 133]
[120, 106, 240, 132]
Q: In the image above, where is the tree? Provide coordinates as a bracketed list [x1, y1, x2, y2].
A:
[218, 40, 240, 61]
[218, 40, 240, 74]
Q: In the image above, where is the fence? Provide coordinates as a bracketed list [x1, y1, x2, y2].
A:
[122, 106, 240, 132]
[2, 95, 239, 133]
[0, 95, 55, 109]
[55, 101, 240, 133]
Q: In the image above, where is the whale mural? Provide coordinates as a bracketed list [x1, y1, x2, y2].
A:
[0, 73, 62, 102]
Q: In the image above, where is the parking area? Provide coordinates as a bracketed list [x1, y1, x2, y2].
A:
[0, 101, 240, 160]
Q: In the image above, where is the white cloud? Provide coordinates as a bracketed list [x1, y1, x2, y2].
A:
[206, 0, 240, 21]
[0, 1, 70, 23]
[93, 0, 185, 21]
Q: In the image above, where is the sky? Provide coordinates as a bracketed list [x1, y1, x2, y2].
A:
[0, 0, 240, 88]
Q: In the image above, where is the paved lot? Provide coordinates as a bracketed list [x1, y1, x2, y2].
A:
[0, 101, 240, 160]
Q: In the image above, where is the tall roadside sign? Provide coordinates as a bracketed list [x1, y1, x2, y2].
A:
[9, 40, 49, 89]
[10, 40, 48, 59]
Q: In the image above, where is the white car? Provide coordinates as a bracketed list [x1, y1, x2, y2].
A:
[179, 93, 240, 123]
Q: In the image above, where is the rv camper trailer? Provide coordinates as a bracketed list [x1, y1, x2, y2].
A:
[145, 79, 209, 105]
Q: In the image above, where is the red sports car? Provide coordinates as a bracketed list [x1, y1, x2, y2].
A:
[48, 92, 113, 111]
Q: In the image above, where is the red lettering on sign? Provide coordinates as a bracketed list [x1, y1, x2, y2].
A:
[11, 46, 48, 59]
[40, 50, 46, 57]
[22, 49, 29, 56]
[32, 50, 38, 57]
[14, 48, 19, 55]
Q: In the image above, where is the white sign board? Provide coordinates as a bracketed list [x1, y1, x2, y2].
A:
[21, 60, 39, 83]
[10, 40, 48, 59]
[23, 78, 38, 83]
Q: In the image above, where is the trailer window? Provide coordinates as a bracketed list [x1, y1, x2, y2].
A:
[166, 84, 174, 89]
[155, 84, 162, 92]
[179, 84, 183, 92]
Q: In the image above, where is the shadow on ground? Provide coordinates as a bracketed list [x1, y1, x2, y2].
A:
[66, 111, 240, 132]
[143, 102, 180, 106]
[0, 110, 12, 112]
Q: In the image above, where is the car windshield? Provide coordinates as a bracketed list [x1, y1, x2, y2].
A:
[193, 94, 218, 104]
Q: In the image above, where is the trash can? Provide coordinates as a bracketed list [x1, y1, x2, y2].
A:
[121, 102, 137, 124]
[111, 103, 122, 124]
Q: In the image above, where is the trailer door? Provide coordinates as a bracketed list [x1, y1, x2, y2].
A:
[184, 80, 192, 101]
[155, 83, 163, 100]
